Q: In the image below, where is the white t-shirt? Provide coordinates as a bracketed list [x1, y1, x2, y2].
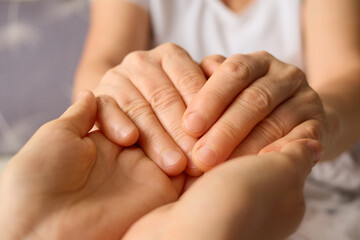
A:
[125, 0, 304, 69]
[119, 1, 360, 238]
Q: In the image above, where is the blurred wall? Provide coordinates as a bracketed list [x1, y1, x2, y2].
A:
[0, 0, 89, 154]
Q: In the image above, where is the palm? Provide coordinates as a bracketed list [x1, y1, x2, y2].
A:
[1, 128, 184, 240]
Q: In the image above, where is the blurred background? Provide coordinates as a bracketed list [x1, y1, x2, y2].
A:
[0, 0, 89, 156]
[1, 1, 360, 239]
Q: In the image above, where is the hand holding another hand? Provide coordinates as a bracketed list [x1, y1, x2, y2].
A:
[0, 90, 324, 240]
[93, 44, 327, 175]
[186, 52, 327, 171]
[94, 43, 207, 176]
[0, 91, 184, 240]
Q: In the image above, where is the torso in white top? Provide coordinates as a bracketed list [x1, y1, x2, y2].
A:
[125, 0, 304, 69]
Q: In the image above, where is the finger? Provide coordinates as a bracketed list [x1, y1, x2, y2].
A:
[96, 95, 139, 146]
[183, 52, 271, 137]
[98, 69, 187, 176]
[170, 173, 186, 196]
[259, 120, 326, 165]
[122, 49, 201, 175]
[200, 54, 226, 79]
[154, 43, 207, 105]
[279, 139, 323, 176]
[191, 66, 305, 171]
[59, 90, 97, 137]
[229, 89, 324, 157]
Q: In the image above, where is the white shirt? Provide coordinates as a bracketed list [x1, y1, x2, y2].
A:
[120, 1, 360, 239]
[125, 0, 304, 69]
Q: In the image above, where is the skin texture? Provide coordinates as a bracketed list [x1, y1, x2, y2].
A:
[0, 91, 323, 240]
[94, 43, 207, 176]
[93, 45, 327, 174]
[184, 52, 328, 172]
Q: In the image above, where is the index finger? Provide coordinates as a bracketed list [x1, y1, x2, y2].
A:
[183, 52, 271, 137]
[155, 43, 207, 106]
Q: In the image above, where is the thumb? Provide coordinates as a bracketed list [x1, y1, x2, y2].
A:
[279, 139, 324, 175]
[59, 90, 97, 137]
[200, 54, 226, 78]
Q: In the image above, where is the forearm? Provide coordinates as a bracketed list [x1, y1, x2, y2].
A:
[73, 0, 150, 100]
[311, 67, 360, 160]
[73, 59, 116, 100]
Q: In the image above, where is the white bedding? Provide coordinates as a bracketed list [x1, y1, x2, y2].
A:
[291, 149, 360, 239]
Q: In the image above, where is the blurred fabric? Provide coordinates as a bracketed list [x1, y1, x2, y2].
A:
[0, 0, 89, 154]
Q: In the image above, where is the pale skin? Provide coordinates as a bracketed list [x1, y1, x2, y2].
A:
[74, 0, 360, 175]
[0, 91, 323, 239]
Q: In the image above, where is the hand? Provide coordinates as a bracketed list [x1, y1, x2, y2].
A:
[124, 139, 323, 240]
[0, 91, 184, 240]
[184, 52, 328, 171]
[94, 43, 207, 176]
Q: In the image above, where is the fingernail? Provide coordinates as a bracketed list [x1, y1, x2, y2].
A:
[184, 113, 206, 134]
[196, 146, 218, 167]
[306, 141, 324, 165]
[162, 150, 182, 169]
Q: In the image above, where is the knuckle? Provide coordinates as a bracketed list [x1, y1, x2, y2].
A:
[255, 50, 272, 58]
[101, 68, 123, 84]
[223, 55, 251, 80]
[215, 121, 241, 144]
[208, 54, 226, 64]
[241, 86, 272, 113]
[177, 71, 203, 93]
[161, 42, 182, 52]
[138, 126, 168, 147]
[257, 116, 287, 141]
[299, 123, 322, 141]
[286, 65, 307, 87]
[204, 87, 227, 107]
[304, 89, 321, 104]
[149, 86, 182, 112]
[121, 98, 153, 120]
[122, 50, 148, 67]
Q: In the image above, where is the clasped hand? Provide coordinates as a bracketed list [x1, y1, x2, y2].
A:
[0, 43, 326, 240]
[95, 43, 327, 174]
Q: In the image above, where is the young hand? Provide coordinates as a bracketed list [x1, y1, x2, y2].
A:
[184, 52, 328, 171]
[0, 91, 184, 240]
[94, 43, 207, 176]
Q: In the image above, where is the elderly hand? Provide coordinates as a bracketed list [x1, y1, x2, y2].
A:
[0, 91, 184, 240]
[94, 43, 207, 176]
[184, 52, 328, 171]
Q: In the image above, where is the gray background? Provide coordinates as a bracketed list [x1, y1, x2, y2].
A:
[0, 0, 89, 154]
